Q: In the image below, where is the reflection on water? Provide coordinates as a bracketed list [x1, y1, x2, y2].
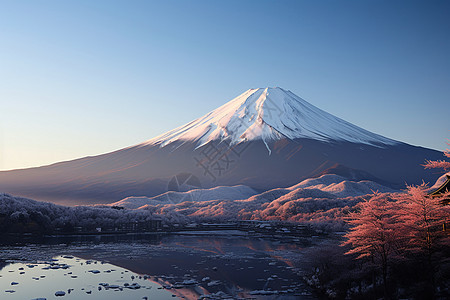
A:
[0, 256, 174, 299]
[0, 232, 317, 299]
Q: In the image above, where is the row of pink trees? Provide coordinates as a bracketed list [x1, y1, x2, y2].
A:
[343, 144, 450, 298]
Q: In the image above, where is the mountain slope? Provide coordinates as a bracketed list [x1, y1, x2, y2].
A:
[0, 87, 443, 205]
[109, 185, 257, 209]
[143, 87, 397, 152]
[125, 174, 398, 227]
[111, 174, 396, 210]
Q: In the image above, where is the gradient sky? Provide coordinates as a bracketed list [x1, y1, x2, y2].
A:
[0, 0, 449, 171]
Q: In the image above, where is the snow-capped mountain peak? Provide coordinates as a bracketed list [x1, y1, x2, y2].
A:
[143, 87, 397, 151]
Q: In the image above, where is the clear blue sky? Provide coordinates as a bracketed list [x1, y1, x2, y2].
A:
[0, 0, 449, 171]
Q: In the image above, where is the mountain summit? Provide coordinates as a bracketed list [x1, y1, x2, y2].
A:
[0, 87, 443, 205]
[145, 87, 397, 153]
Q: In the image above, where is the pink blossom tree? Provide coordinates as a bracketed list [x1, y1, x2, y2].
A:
[418, 139, 450, 258]
[394, 183, 450, 295]
[342, 192, 404, 296]
[423, 141, 450, 171]
[395, 184, 449, 256]
[342, 139, 450, 297]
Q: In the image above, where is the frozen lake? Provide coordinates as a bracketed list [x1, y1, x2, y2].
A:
[0, 232, 318, 299]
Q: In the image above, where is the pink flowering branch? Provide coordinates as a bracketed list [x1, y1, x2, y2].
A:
[423, 140, 450, 171]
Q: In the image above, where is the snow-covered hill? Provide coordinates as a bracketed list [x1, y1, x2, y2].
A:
[5, 172, 446, 232]
[144, 87, 397, 153]
[246, 174, 396, 202]
[290, 174, 396, 198]
[124, 174, 398, 230]
[111, 174, 396, 210]
[109, 185, 257, 209]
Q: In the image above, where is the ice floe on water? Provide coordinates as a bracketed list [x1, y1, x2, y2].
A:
[0, 234, 318, 299]
[0, 256, 175, 299]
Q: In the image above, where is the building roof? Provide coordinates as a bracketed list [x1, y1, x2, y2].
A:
[429, 175, 450, 197]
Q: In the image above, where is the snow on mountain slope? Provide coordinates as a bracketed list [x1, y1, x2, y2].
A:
[143, 87, 397, 152]
[244, 174, 395, 203]
[112, 174, 395, 211]
[109, 185, 257, 209]
[126, 174, 398, 229]
[290, 174, 396, 197]
[291, 174, 349, 189]
[317, 180, 395, 198]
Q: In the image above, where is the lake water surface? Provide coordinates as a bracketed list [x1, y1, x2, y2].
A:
[0, 231, 318, 299]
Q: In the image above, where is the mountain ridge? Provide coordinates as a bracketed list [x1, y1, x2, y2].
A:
[107, 174, 397, 210]
[142, 87, 398, 153]
[0, 87, 443, 205]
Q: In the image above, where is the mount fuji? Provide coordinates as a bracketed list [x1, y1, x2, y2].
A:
[0, 87, 443, 205]
[145, 87, 396, 151]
